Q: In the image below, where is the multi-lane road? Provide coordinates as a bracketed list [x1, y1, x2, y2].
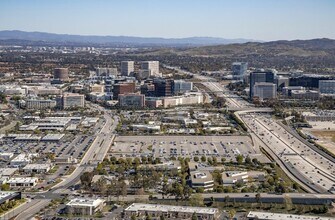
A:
[196, 74, 335, 194]
[8, 106, 118, 220]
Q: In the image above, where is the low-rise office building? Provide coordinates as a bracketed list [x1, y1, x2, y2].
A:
[23, 163, 53, 174]
[66, 198, 105, 215]
[7, 177, 38, 188]
[0, 191, 21, 205]
[124, 203, 219, 220]
[10, 153, 38, 167]
[246, 211, 333, 220]
[189, 171, 214, 191]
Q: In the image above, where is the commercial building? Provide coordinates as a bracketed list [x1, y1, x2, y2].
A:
[23, 163, 53, 174]
[124, 203, 219, 220]
[96, 67, 118, 76]
[25, 99, 57, 109]
[172, 80, 193, 94]
[319, 80, 335, 95]
[232, 62, 248, 80]
[249, 71, 276, 99]
[7, 177, 38, 188]
[118, 93, 145, 108]
[0, 153, 14, 161]
[246, 211, 333, 220]
[141, 61, 160, 77]
[291, 90, 319, 100]
[112, 82, 135, 100]
[153, 79, 173, 97]
[253, 83, 277, 100]
[89, 84, 104, 93]
[121, 61, 135, 76]
[62, 93, 85, 109]
[161, 92, 204, 108]
[54, 68, 69, 82]
[289, 74, 333, 88]
[66, 198, 105, 215]
[282, 86, 305, 96]
[10, 153, 38, 167]
[189, 170, 214, 191]
[0, 192, 21, 206]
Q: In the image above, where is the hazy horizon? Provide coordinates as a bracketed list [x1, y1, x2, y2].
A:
[1, 0, 335, 41]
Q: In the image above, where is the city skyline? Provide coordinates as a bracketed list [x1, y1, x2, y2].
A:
[1, 0, 335, 41]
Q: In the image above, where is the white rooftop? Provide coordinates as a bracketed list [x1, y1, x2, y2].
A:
[125, 203, 218, 215]
[67, 198, 105, 207]
[247, 211, 334, 220]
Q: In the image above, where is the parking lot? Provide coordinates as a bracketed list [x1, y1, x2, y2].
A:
[112, 135, 269, 162]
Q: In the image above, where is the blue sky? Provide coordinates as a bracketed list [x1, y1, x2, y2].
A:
[0, 0, 334, 41]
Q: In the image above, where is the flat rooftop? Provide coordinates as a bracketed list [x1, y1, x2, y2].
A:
[125, 203, 218, 215]
[247, 211, 334, 220]
[67, 198, 104, 207]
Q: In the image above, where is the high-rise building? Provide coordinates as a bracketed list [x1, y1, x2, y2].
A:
[62, 93, 85, 109]
[96, 67, 118, 76]
[172, 80, 193, 95]
[153, 79, 172, 97]
[54, 68, 69, 82]
[249, 71, 276, 99]
[141, 61, 160, 77]
[253, 83, 277, 100]
[118, 93, 145, 108]
[112, 82, 135, 100]
[319, 80, 335, 95]
[121, 61, 135, 76]
[232, 62, 248, 80]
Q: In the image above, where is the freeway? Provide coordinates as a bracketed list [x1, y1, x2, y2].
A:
[10, 106, 118, 220]
[192, 73, 335, 194]
[239, 113, 335, 194]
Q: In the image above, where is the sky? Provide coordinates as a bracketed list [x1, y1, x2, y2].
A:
[0, 0, 335, 41]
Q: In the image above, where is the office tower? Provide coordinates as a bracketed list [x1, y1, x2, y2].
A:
[249, 71, 276, 99]
[172, 80, 193, 94]
[121, 61, 135, 76]
[96, 67, 118, 76]
[319, 80, 335, 95]
[118, 93, 145, 107]
[141, 61, 160, 77]
[54, 68, 69, 82]
[62, 93, 85, 109]
[153, 79, 172, 97]
[253, 83, 277, 100]
[232, 62, 248, 80]
[112, 82, 135, 100]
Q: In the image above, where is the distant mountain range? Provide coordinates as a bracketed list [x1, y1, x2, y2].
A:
[0, 30, 259, 47]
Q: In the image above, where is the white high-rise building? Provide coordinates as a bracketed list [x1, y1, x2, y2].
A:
[121, 61, 134, 76]
[253, 83, 277, 100]
[141, 61, 160, 77]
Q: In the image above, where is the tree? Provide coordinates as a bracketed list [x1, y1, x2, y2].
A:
[194, 156, 199, 162]
[255, 193, 261, 203]
[80, 172, 93, 189]
[221, 157, 226, 164]
[283, 195, 293, 210]
[1, 184, 10, 191]
[245, 156, 252, 164]
[228, 209, 236, 219]
[201, 156, 206, 162]
[235, 154, 244, 165]
[192, 212, 197, 220]
[131, 214, 136, 220]
[189, 194, 204, 207]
